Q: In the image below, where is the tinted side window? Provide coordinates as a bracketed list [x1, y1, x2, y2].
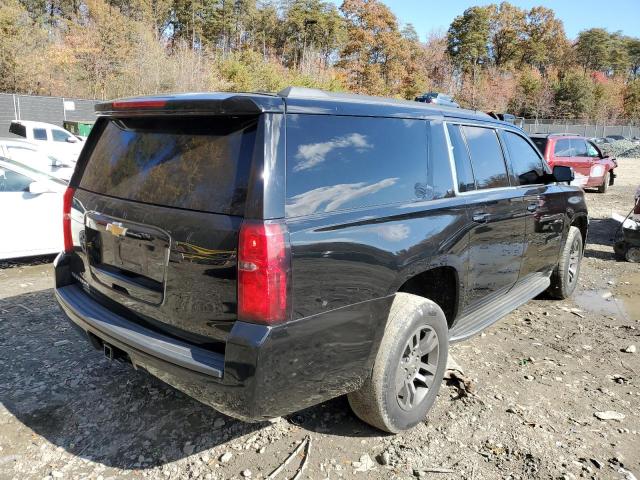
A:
[33, 128, 48, 140]
[554, 139, 572, 157]
[447, 123, 475, 192]
[530, 137, 547, 155]
[461, 126, 509, 189]
[571, 139, 588, 157]
[9, 123, 26, 137]
[427, 122, 455, 200]
[285, 115, 436, 217]
[52, 129, 70, 142]
[503, 131, 544, 185]
[0, 167, 32, 192]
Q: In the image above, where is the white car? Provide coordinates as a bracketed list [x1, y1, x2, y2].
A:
[0, 138, 74, 181]
[9, 120, 84, 164]
[0, 157, 69, 260]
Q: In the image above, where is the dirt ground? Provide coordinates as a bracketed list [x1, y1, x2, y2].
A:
[1, 159, 639, 480]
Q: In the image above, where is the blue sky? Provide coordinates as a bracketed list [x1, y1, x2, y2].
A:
[328, 1, 640, 41]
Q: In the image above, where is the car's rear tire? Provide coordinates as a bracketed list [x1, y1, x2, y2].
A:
[597, 172, 609, 193]
[547, 226, 583, 299]
[347, 293, 448, 433]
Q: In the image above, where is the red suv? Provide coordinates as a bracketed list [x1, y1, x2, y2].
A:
[530, 134, 617, 193]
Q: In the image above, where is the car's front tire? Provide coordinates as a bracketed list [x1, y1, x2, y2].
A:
[348, 293, 448, 433]
[597, 172, 609, 193]
[548, 226, 583, 299]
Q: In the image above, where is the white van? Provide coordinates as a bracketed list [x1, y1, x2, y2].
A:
[9, 120, 84, 164]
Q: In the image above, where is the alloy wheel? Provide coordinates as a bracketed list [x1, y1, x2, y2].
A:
[396, 325, 439, 411]
[567, 236, 581, 285]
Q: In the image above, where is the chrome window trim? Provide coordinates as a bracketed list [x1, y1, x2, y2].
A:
[443, 120, 518, 196]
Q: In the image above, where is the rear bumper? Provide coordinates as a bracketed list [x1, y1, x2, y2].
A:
[54, 253, 390, 421]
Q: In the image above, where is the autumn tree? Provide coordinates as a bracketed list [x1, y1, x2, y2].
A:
[0, 0, 50, 94]
[447, 6, 491, 72]
[624, 79, 640, 119]
[520, 6, 568, 73]
[554, 71, 595, 118]
[628, 38, 640, 77]
[279, 0, 345, 69]
[488, 2, 525, 69]
[508, 68, 553, 118]
[338, 0, 412, 96]
[575, 28, 611, 73]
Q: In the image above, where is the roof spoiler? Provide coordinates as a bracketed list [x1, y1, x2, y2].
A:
[95, 93, 284, 116]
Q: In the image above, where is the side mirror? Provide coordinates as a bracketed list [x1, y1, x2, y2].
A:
[552, 165, 574, 183]
[66, 136, 78, 143]
[28, 181, 54, 194]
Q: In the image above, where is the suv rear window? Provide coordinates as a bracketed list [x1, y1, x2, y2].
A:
[79, 116, 258, 215]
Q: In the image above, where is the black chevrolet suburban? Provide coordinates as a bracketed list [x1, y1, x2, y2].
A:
[54, 87, 587, 432]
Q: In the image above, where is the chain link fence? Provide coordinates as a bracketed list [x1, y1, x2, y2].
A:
[0, 93, 99, 139]
[521, 119, 640, 138]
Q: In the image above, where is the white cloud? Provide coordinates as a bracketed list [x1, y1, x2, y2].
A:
[286, 178, 398, 217]
[367, 224, 410, 242]
[294, 133, 371, 172]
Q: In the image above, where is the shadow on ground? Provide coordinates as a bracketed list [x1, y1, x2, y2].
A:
[0, 289, 378, 471]
[583, 217, 622, 260]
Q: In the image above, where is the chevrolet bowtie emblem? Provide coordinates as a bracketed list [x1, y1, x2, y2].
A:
[106, 222, 127, 237]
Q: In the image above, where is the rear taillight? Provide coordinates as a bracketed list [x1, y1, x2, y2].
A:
[237, 220, 290, 325]
[63, 187, 75, 252]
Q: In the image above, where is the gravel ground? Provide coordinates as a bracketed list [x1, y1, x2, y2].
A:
[1, 159, 639, 480]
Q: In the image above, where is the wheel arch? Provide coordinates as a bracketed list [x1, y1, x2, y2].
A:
[392, 265, 461, 329]
[571, 213, 588, 250]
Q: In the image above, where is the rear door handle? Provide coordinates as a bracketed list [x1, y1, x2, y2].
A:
[472, 212, 489, 223]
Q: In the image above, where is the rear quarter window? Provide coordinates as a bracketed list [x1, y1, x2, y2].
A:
[285, 115, 453, 217]
[79, 116, 258, 215]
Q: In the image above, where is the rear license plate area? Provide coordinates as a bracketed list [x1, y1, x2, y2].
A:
[84, 213, 170, 304]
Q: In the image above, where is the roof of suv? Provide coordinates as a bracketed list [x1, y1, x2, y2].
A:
[96, 87, 508, 126]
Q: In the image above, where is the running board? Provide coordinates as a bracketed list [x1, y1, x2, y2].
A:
[449, 275, 550, 343]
